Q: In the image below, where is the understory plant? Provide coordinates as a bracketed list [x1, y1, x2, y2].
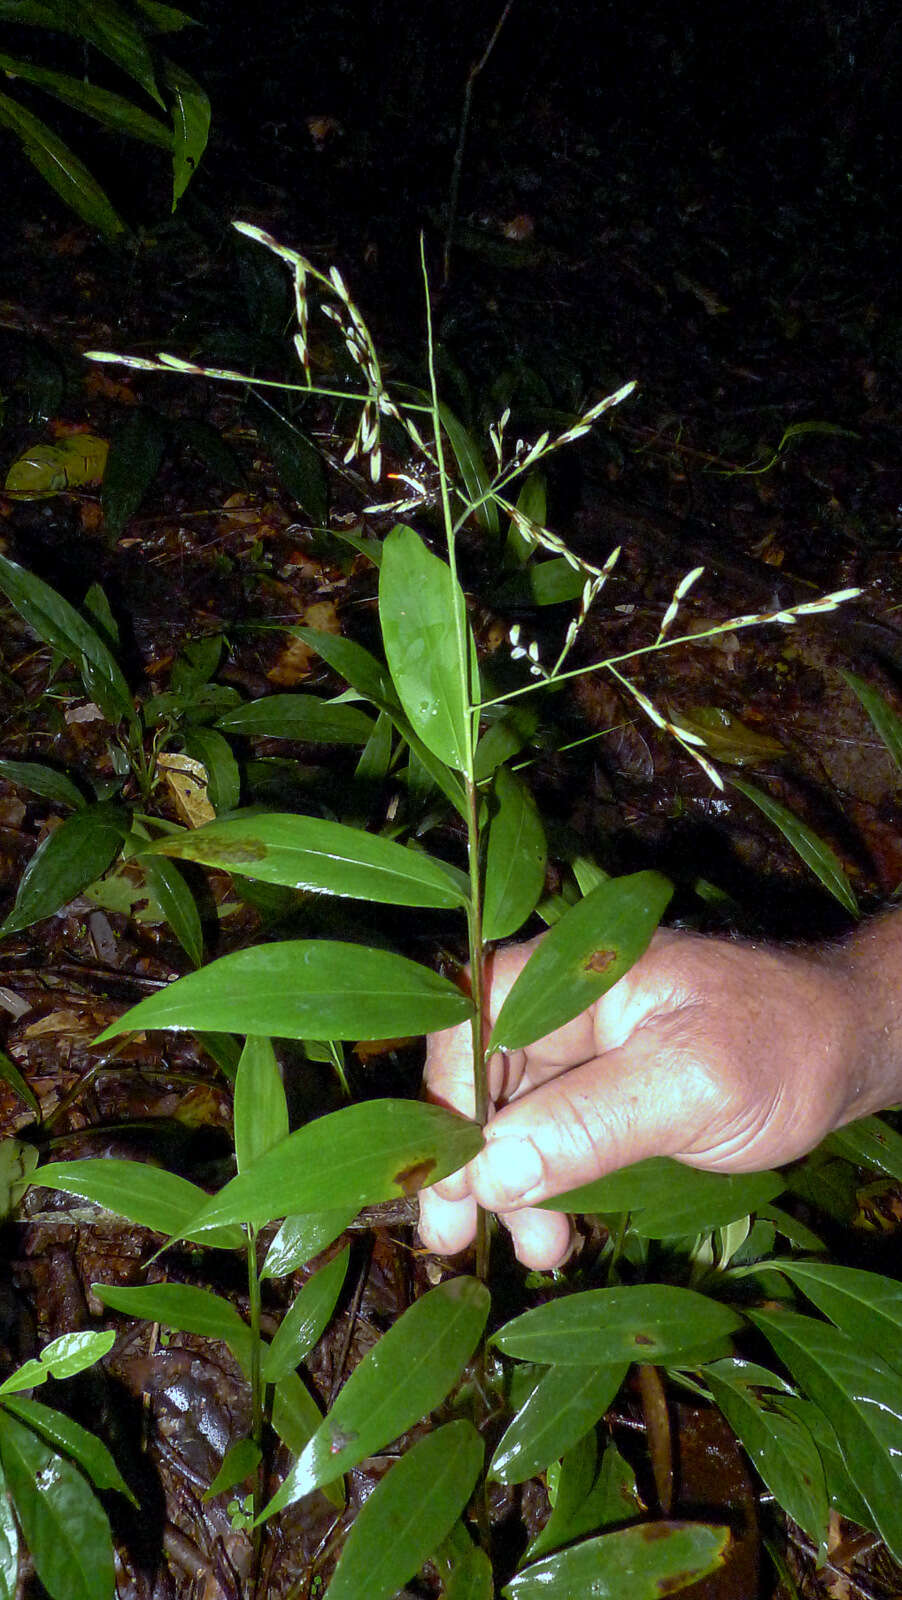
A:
[0, 0, 210, 239]
[1, 226, 901, 1596]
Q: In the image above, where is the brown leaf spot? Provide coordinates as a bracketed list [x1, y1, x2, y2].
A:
[641, 1522, 672, 1542]
[394, 1158, 436, 1196]
[633, 1332, 656, 1346]
[169, 837, 266, 864]
[585, 948, 616, 974]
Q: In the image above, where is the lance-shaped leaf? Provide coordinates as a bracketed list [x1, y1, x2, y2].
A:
[482, 767, 547, 941]
[493, 1285, 743, 1367]
[0, 553, 134, 725]
[94, 940, 474, 1043]
[525, 1436, 642, 1565]
[490, 1363, 627, 1484]
[290, 625, 468, 817]
[751, 1307, 902, 1560]
[730, 777, 858, 916]
[842, 671, 902, 774]
[0, 54, 172, 145]
[259, 1277, 489, 1520]
[0, 759, 85, 810]
[489, 872, 673, 1051]
[704, 1360, 828, 1547]
[203, 1438, 261, 1503]
[262, 1207, 357, 1278]
[767, 1261, 902, 1379]
[137, 812, 468, 909]
[1, 1397, 136, 1506]
[1, 802, 128, 937]
[163, 57, 209, 204]
[379, 524, 476, 772]
[0, 1409, 114, 1600]
[233, 1036, 289, 1174]
[262, 1246, 349, 1383]
[326, 1421, 483, 1600]
[174, 1099, 483, 1234]
[34, 1158, 243, 1251]
[217, 694, 374, 744]
[538, 1158, 782, 1236]
[439, 403, 499, 534]
[435, 1521, 493, 1598]
[288, 627, 398, 708]
[141, 854, 203, 968]
[825, 1114, 902, 1179]
[504, 1520, 729, 1600]
[94, 1282, 251, 1363]
[0, 1457, 17, 1600]
[0, 91, 127, 241]
[774, 1393, 874, 1529]
[0, 1331, 114, 1397]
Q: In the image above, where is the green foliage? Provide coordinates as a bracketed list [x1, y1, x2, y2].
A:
[0, 0, 209, 236]
[0, 1334, 134, 1600]
[4, 225, 898, 1590]
[325, 1422, 484, 1600]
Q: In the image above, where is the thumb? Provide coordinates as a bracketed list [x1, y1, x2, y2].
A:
[465, 1035, 705, 1212]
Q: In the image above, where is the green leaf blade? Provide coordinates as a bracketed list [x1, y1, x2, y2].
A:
[842, 671, 902, 775]
[139, 812, 468, 909]
[704, 1362, 828, 1546]
[489, 872, 673, 1051]
[0, 1410, 115, 1600]
[261, 1207, 357, 1278]
[482, 767, 547, 941]
[94, 940, 474, 1043]
[217, 694, 373, 745]
[730, 777, 858, 915]
[770, 1261, 902, 1379]
[0, 554, 135, 726]
[326, 1421, 483, 1600]
[141, 853, 203, 968]
[1, 1397, 136, 1506]
[492, 1285, 743, 1367]
[538, 1157, 782, 1235]
[751, 1307, 902, 1559]
[93, 1282, 250, 1362]
[504, 1520, 729, 1600]
[178, 1099, 483, 1232]
[35, 1158, 243, 1250]
[490, 1363, 627, 1485]
[379, 524, 475, 772]
[0, 1458, 17, 1600]
[2, 802, 128, 937]
[259, 1277, 489, 1519]
[0, 90, 127, 239]
[261, 1245, 349, 1383]
[233, 1035, 289, 1174]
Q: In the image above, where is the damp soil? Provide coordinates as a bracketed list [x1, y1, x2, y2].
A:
[1, 4, 902, 1596]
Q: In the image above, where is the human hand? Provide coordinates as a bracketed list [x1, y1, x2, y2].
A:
[418, 928, 862, 1269]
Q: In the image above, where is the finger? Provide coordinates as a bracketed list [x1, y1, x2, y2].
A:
[423, 1019, 479, 1118]
[430, 1163, 472, 1201]
[465, 1033, 710, 1212]
[503, 1206, 574, 1271]
[417, 1187, 478, 1255]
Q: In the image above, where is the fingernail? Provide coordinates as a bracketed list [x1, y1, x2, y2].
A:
[481, 1137, 545, 1203]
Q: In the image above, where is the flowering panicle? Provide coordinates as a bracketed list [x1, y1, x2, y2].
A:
[655, 566, 706, 645]
[84, 225, 865, 803]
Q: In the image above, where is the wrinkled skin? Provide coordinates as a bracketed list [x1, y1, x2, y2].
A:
[418, 926, 884, 1269]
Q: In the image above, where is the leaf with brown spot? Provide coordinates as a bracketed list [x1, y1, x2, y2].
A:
[490, 872, 673, 1051]
[585, 948, 616, 974]
[393, 1158, 436, 1196]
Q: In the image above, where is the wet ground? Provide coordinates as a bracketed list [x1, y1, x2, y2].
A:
[1, 3, 902, 1595]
